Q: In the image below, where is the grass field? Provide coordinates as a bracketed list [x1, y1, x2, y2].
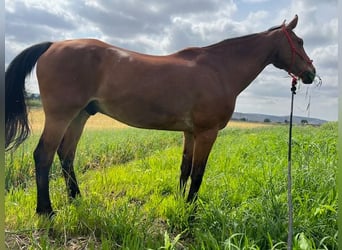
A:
[5, 110, 337, 249]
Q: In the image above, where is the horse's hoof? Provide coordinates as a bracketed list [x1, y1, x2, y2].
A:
[36, 208, 55, 219]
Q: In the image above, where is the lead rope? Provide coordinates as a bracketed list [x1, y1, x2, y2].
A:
[287, 76, 297, 250]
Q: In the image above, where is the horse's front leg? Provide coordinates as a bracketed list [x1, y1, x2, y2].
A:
[187, 128, 218, 202]
[179, 132, 194, 195]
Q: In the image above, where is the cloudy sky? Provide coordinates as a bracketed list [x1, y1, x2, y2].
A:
[5, 0, 338, 121]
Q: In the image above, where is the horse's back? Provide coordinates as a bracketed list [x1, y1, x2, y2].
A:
[35, 38, 204, 101]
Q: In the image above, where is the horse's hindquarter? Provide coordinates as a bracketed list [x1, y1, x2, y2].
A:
[36, 40, 109, 112]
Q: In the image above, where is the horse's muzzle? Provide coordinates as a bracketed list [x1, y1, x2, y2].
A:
[301, 68, 316, 84]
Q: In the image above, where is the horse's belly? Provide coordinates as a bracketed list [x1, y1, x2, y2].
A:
[97, 101, 193, 131]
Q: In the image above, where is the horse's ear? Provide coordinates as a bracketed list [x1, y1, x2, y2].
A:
[286, 15, 298, 30]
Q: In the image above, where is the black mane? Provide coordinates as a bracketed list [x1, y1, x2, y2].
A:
[268, 24, 283, 31]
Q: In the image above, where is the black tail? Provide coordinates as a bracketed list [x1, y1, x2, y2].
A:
[5, 42, 53, 151]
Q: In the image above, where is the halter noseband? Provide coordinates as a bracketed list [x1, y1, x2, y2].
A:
[281, 25, 313, 80]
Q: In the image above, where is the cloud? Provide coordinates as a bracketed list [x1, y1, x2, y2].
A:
[241, 0, 271, 3]
[6, 1, 76, 42]
[66, 0, 239, 52]
[312, 45, 337, 72]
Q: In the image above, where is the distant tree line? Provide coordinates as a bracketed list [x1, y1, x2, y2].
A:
[26, 93, 42, 107]
[233, 116, 310, 125]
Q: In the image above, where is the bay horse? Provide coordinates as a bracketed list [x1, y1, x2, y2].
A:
[5, 15, 316, 216]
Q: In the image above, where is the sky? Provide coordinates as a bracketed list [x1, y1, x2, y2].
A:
[5, 0, 338, 121]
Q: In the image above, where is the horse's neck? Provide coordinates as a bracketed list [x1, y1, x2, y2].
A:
[204, 33, 275, 94]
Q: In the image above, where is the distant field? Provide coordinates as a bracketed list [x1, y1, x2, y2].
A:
[28, 108, 270, 134]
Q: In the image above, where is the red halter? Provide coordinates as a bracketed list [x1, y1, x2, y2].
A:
[281, 25, 313, 81]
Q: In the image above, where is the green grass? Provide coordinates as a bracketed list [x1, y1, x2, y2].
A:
[5, 123, 338, 249]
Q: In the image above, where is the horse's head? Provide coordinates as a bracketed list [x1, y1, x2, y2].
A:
[272, 15, 316, 84]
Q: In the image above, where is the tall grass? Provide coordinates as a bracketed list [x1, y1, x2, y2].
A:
[5, 129, 183, 191]
[5, 123, 337, 249]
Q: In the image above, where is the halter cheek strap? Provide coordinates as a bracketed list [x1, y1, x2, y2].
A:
[281, 25, 313, 80]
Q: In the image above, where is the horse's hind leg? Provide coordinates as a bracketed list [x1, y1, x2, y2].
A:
[187, 129, 218, 202]
[34, 117, 72, 215]
[179, 132, 194, 195]
[57, 110, 90, 200]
